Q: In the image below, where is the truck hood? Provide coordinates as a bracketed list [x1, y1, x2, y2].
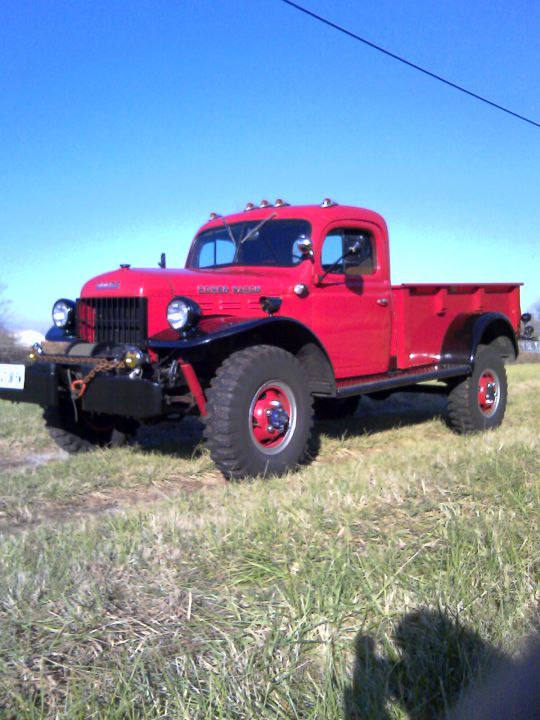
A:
[81, 265, 301, 300]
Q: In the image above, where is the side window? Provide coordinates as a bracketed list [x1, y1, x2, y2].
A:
[321, 228, 375, 275]
[321, 230, 344, 272]
[197, 237, 235, 267]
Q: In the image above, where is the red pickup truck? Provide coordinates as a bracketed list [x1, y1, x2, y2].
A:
[0, 200, 523, 478]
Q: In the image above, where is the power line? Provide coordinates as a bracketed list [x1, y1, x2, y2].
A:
[281, 0, 540, 129]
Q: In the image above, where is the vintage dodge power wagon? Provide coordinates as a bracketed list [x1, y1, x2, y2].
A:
[0, 200, 524, 478]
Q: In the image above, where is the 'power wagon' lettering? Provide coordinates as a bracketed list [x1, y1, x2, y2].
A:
[197, 285, 261, 294]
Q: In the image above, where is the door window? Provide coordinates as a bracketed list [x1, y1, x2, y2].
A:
[321, 228, 375, 275]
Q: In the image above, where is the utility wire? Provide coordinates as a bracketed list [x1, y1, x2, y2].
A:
[281, 0, 540, 129]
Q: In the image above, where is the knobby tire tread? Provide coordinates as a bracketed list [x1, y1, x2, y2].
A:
[204, 345, 314, 479]
[447, 348, 507, 434]
[43, 407, 132, 454]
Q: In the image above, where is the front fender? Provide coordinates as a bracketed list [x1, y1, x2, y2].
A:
[148, 315, 326, 353]
[148, 315, 335, 393]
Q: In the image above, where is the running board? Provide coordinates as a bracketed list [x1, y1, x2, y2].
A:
[335, 364, 471, 398]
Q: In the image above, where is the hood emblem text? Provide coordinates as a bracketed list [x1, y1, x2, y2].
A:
[197, 285, 261, 294]
[96, 281, 120, 289]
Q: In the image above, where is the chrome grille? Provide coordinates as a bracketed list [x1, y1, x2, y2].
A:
[76, 297, 148, 344]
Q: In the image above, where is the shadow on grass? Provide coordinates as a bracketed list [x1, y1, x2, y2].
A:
[343, 608, 504, 720]
[133, 416, 205, 459]
[131, 392, 447, 462]
[315, 391, 448, 440]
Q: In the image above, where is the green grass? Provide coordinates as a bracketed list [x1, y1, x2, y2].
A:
[0, 364, 539, 718]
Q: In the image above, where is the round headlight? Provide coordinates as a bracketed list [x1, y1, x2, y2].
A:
[52, 299, 75, 329]
[167, 297, 201, 331]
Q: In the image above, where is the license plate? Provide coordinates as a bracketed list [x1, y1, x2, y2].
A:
[0, 363, 26, 390]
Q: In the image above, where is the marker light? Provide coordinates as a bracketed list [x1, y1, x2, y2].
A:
[123, 346, 148, 369]
[28, 343, 44, 362]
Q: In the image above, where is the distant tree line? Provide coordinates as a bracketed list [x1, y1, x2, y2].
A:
[0, 286, 28, 363]
[528, 298, 540, 338]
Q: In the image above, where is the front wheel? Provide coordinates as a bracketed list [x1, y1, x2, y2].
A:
[204, 346, 314, 479]
[44, 403, 137, 453]
[447, 348, 508, 433]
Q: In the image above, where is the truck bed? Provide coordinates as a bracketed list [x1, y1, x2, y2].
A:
[390, 283, 521, 369]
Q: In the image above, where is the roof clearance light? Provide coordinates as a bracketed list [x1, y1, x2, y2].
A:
[245, 202, 255, 211]
[321, 198, 337, 208]
[274, 198, 290, 207]
[209, 212, 221, 221]
[260, 199, 272, 208]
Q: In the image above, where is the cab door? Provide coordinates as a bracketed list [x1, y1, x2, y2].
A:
[313, 222, 391, 378]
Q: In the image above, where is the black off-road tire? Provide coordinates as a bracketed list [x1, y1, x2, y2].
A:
[44, 404, 135, 453]
[204, 345, 314, 479]
[314, 396, 359, 420]
[447, 348, 508, 433]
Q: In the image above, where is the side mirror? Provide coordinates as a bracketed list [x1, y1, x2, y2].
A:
[346, 240, 362, 256]
[343, 240, 368, 275]
[296, 236, 313, 257]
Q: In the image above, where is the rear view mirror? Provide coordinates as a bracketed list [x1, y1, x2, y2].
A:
[296, 236, 313, 257]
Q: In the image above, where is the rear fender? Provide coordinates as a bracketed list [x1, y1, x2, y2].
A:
[441, 312, 518, 365]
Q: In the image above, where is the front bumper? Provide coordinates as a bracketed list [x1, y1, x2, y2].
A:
[0, 362, 59, 407]
[0, 362, 164, 420]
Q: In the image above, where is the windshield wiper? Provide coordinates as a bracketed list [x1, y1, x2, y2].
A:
[240, 212, 277, 245]
[221, 216, 236, 245]
[237, 212, 278, 262]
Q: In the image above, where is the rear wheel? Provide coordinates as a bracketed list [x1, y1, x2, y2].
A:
[447, 348, 507, 433]
[204, 345, 314, 479]
[44, 403, 137, 453]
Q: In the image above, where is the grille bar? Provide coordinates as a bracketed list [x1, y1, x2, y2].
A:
[76, 297, 148, 344]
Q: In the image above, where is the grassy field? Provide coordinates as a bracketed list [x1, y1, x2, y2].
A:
[0, 364, 539, 719]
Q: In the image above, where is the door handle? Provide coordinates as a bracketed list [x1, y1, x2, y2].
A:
[377, 298, 389, 307]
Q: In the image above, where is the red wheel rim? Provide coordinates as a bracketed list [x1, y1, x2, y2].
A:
[249, 381, 297, 455]
[477, 370, 500, 417]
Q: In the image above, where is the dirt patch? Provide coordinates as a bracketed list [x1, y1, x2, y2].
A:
[0, 450, 68, 472]
[0, 473, 225, 535]
[0, 417, 224, 535]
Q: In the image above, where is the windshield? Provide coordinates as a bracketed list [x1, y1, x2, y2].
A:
[188, 218, 311, 269]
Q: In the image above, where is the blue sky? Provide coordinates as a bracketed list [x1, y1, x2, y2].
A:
[1, 0, 539, 332]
